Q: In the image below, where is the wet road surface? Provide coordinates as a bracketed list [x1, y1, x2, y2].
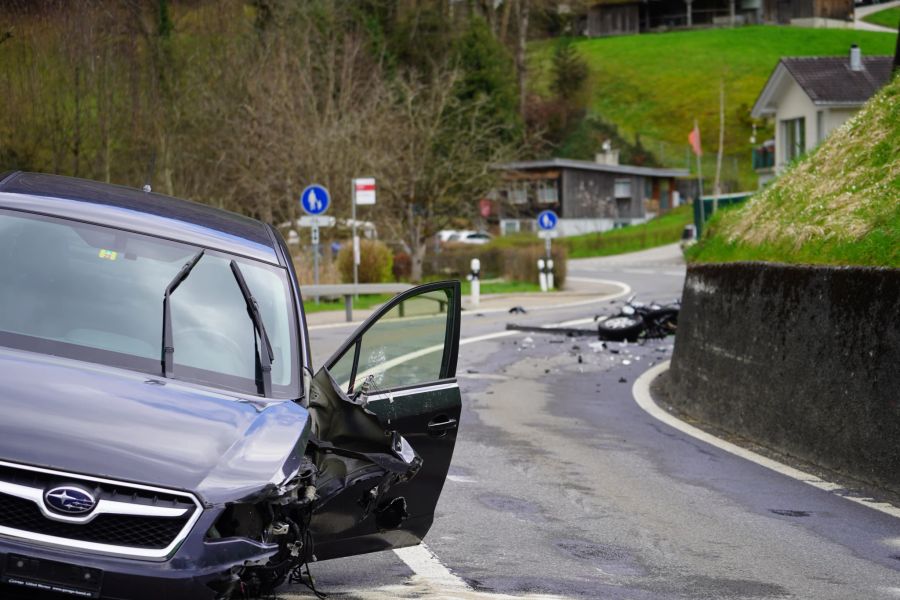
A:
[281, 244, 900, 599]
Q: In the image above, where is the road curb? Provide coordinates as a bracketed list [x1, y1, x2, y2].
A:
[632, 361, 900, 520]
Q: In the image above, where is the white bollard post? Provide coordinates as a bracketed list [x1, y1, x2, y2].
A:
[547, 258, 555, 291]
[537, 258, 548, 292]
[469, 258, 481, 307]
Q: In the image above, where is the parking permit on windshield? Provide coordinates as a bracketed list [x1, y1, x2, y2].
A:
[98, 249, 118, 261]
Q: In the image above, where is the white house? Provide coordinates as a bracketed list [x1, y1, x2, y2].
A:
[750, 45, 893, 186]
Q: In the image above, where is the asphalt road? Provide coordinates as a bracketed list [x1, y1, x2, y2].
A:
[283, 244, 900, 599]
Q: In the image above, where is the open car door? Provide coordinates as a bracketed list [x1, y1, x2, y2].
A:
[307, 281, 462, 560]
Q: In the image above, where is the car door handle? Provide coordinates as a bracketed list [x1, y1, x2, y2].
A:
[427, 416, 458, 436]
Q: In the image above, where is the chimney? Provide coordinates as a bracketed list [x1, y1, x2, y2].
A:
[850, 44, 863, 72]
[596, 140, 620, 166]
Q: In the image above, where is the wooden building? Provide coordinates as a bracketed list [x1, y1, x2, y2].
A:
[762, 0, 853, 24]
[489, 158, 689, 237]
[582, 0, 852, 36]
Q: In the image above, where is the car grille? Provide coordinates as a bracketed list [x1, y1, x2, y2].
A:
[0, 461, 201, 558]
[0, 492, 189, 549]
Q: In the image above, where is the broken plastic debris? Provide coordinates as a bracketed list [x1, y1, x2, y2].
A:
[618, 377, 627, 383]
[509, 306, 527, 314]
[622, 359, 632, 365]
[588, 341, 606, 352]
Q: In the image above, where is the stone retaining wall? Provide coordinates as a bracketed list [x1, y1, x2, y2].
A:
[668, 262, 900, 491]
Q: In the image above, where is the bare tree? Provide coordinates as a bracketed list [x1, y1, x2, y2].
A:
[374, 68, 516, 281]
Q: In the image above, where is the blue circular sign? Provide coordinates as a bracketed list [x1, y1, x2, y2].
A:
[300, 185, 330, 215]
[537, 210, 559, 231]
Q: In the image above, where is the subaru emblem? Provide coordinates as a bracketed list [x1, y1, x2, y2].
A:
[44, 486, 97, 515]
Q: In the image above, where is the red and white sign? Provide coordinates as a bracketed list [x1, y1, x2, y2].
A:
[353, 178, 376, 205]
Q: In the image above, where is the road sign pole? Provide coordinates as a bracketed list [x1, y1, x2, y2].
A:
[351, 181, 359, 294]
[312, 223, 320, 303]
[300, 184, 331, 303]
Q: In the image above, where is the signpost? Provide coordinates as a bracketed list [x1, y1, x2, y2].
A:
[301, 184, 331, 299]
[536, 210, 559, 292]
[351, 178, 376, 289]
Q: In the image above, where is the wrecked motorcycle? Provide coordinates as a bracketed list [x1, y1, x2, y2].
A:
[595, 297, 679, 342]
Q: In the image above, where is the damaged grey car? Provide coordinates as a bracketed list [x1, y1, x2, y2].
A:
[0, 172, 462, 599]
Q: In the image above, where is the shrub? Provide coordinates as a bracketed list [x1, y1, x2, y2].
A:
[425, 242, 567, 289]
[392, 252, 412, 281]
[336, 239, 393, 283]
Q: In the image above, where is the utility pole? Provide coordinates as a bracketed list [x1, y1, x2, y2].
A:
[713, 79, 725, 213]
[694, 119, 705, 233]
[894, 19, 900, 73]
[686, 0, 693, 27]
[516, 0, 530, 119]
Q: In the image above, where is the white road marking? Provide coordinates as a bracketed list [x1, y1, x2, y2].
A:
[393, 544, 470, 590]
[633, 361, 900, 520]
[447, 475, 478, 483]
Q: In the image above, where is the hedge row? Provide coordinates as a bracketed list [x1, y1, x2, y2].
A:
[424, 242, 567, 289]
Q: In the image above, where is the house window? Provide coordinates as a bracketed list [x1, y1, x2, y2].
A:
[536, 182, 558, 204]
[781, 117, 805, 163]
[509, 185, 528, 204]
[614, 178, 632, 199]
[816, 111, 825, 144]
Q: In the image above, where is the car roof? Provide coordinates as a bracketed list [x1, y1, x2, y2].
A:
[0, 171, 280, 264]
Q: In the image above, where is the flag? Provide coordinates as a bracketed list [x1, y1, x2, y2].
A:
[688, 123, 702, 157]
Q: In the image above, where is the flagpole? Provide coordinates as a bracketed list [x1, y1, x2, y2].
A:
[694, 118, 705, 236]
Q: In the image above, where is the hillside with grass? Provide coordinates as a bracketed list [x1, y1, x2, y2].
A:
[686, 75, 900, 268]
[564, 205, 693, 258]
[529, 26, 897, 189]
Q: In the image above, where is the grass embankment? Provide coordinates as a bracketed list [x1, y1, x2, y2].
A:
[687, 77, 900, 268]
[863, 6, 900, 29]
[529, 26, 897, 188]
[563, 205, 693, 258]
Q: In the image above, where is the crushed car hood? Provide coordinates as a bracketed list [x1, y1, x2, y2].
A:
[0, 347, 311, 505]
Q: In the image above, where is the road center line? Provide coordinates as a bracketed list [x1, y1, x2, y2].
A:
[393, 543, 471, 590]
[633, 361, 900, 520]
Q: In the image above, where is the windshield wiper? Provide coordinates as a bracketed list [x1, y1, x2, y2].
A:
[229, 260, 275, 397]
[161, 249, 205, 378]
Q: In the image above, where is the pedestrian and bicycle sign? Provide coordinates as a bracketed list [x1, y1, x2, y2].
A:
[301, 184, 330, 215]
[537, 210, 558, 231]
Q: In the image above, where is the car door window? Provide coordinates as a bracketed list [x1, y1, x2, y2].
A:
[328, 287, 456, 394]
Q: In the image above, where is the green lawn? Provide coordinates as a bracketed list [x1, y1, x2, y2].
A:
[302, 279, 546, 314]
[563, 205, 693, 259]
[863, 6, 900, 29]
[530, 26, 897, 189]
[303, 293, 392, 314]
[460, 279, 544, 294]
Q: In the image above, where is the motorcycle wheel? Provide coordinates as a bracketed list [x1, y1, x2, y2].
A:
[597, 315, 644, 342]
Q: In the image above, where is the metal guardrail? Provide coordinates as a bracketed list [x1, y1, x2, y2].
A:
[302, 283, 413, 322]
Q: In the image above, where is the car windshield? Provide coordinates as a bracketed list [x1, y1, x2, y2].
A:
[0, 209, 299, 398]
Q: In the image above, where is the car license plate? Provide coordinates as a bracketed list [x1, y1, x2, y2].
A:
[2, 554, 103, 598]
